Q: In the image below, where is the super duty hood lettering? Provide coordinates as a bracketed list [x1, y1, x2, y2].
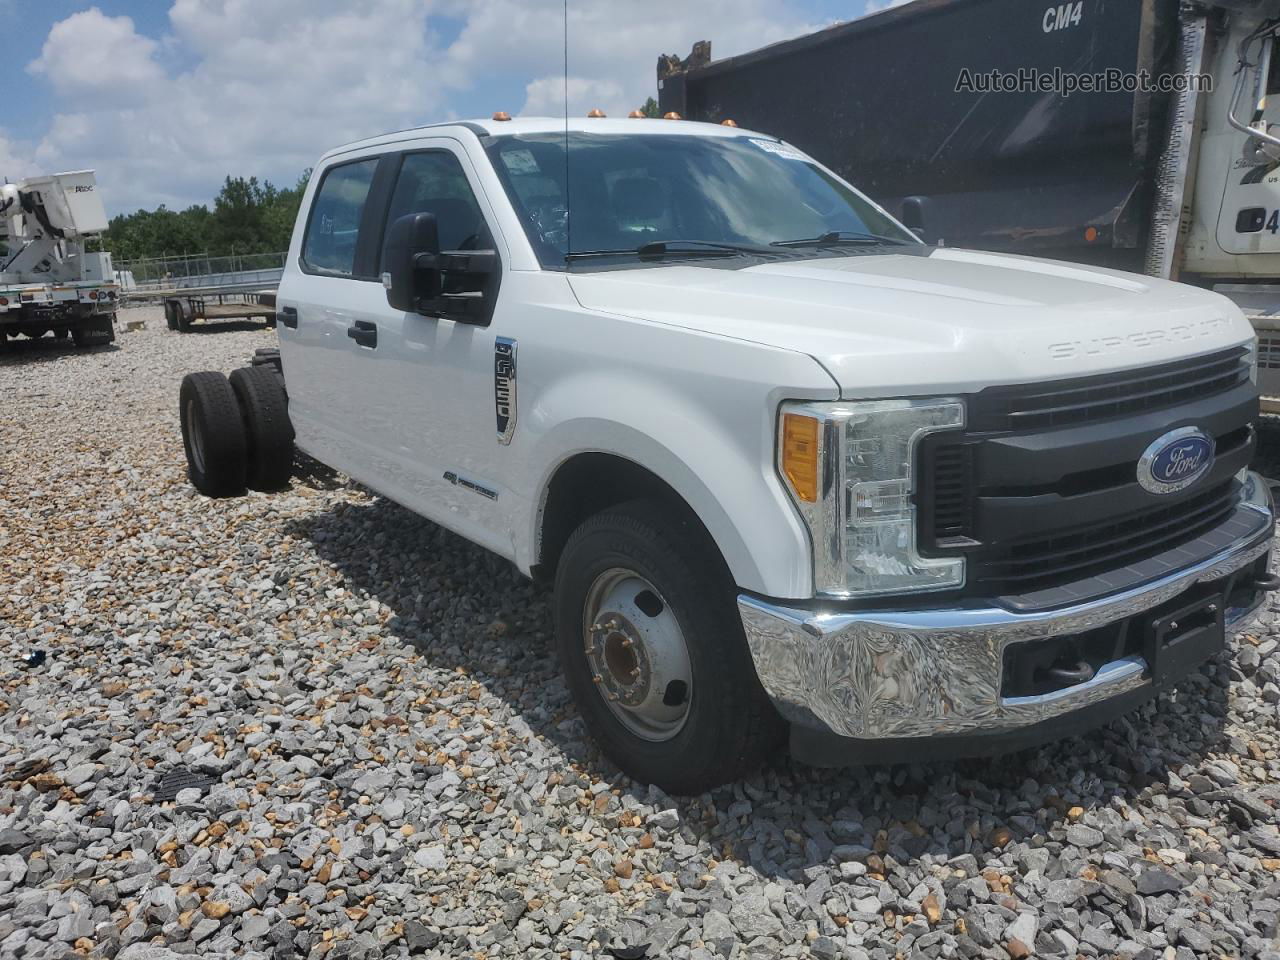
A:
[569, 247, 1252, 395]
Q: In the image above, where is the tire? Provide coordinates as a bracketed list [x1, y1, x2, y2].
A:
[554, 499, 784, 794]
[72, 315, 115, 348]
[53, 328, 69, 340]
[164, 301, 178, 331]
[176, 301, 192, 332]
[228, 365, 294, 490]
[179, 372, 247, 497]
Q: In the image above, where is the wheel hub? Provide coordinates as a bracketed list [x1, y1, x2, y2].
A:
[582, 569, 693, 742]
[587, 613, 652, 707]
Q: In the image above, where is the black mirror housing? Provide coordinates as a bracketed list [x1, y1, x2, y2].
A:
[899, 196, 935, 246]
[384, 212, 441, 312]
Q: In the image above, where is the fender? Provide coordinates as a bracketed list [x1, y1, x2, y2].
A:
[516, 362, 836, 599]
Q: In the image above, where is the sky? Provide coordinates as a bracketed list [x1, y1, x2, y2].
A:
[0, 0, 909, 218]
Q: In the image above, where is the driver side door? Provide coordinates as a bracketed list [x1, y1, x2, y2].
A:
[363, 141, 516, 553]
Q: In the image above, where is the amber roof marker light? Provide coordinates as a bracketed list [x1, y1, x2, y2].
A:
[663, 111, 682, 120]
[492, 111, 512, 121]
[628, 109, 645, 118]
[587, 108, 606, 118]
[721, 119, 738, 127]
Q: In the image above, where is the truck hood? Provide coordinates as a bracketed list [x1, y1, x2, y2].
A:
[566, 248, 1253, 397]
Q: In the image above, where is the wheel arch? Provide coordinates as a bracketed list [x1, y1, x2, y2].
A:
[527, 419, 798, 596]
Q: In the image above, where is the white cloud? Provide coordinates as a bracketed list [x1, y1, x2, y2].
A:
[27, 8, 164, 105]
[23, 0, 825, 214]
[0, 132, 36, 184]
[474, 0, 825, 119]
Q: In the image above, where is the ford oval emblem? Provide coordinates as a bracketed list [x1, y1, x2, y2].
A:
[1137, 427, 1215, 495]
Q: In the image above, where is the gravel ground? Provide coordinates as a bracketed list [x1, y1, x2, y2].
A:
[5, 305, 1280, 960]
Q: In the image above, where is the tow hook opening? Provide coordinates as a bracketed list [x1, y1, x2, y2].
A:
[1003, 627, 1116, 700]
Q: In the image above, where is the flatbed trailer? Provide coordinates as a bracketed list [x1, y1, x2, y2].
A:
[161, 289, 277, 332]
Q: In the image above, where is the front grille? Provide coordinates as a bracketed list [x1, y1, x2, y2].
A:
[921, 346, 1257, 603]
[970, 481, 1238, 593]
[969, 346, 1249, 432]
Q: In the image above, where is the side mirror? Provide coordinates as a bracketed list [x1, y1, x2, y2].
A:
[899, 196, 935, 246]
[383, 211, 502, 325]
[383, 212, 441, 313]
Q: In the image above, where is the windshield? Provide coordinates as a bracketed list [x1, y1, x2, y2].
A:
[484, 132, 919, 268]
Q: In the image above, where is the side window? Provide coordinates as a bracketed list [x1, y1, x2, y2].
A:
[302, 157, 379, 277]
[381, 151, 490, 269]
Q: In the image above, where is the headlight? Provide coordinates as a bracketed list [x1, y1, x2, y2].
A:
[779, 397, 966, 598]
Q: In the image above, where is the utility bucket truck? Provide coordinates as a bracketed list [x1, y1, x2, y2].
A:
[0, 170, 117, 350]
[655, 0, 1280, 407]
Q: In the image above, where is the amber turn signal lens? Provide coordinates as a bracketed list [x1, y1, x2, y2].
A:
[782, 413, 820, 503]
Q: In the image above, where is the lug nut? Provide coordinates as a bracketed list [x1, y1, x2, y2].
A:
[621, 637, 634, 648]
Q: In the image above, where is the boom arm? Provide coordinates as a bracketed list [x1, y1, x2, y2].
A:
[0, 170, 108, 281]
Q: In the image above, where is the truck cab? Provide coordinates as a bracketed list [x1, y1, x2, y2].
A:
[196, 115, 1278, 792]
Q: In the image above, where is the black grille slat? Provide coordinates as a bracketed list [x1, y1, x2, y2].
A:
[972, 347, 1249, 432]
[974, 483, 1236, 588]
[1004, 366, 1245, 429]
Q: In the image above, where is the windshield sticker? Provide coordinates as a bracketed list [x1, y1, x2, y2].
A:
[501, 149, 539, 175]
[749, 138, 811, 162]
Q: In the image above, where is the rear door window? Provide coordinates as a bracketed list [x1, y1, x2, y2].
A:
[302, 157, 379, 277]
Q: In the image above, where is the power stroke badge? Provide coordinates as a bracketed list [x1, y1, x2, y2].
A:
[1137, 427, 1215, 495]
[494, 337, 517, 444]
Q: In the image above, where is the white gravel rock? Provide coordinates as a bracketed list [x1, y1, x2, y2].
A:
[4, 309, 1280, 959]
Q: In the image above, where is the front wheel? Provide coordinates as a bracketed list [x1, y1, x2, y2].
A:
[554, 500, 783, 794]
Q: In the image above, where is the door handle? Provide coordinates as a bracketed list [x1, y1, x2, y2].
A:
[346, 320, 377, 348]
[278, 306, 298, 329]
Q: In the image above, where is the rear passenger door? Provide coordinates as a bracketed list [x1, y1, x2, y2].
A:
[277, 153, 391, 475]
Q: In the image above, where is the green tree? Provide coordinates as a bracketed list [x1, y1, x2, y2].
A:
[100, 169, 311, 264]
[641, 96, 661, 118]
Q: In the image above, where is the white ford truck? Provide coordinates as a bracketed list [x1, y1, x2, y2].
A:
[181, 116, 1277, 794]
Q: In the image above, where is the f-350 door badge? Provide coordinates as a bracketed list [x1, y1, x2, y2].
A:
[495, 337, 517, 444]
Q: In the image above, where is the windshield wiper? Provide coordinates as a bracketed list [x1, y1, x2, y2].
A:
[565, 239, 782, 262]
[772, 231, 916, 248]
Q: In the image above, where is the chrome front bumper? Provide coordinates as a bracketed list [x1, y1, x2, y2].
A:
[739, 477, 1274, 743]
